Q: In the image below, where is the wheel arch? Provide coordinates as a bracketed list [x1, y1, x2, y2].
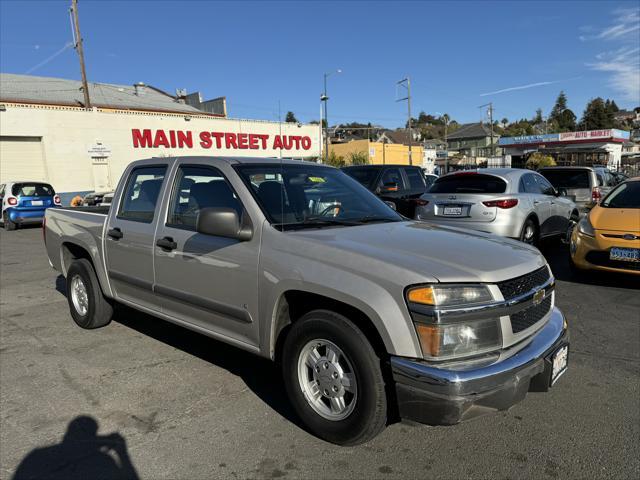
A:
[60, 241, 112, 297]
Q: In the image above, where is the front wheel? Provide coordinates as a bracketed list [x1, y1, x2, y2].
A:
[282, 310, 387, 445]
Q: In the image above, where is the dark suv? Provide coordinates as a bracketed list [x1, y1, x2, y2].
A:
[341, 165, 427, 217]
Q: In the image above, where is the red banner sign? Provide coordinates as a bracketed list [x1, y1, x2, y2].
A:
[132, 129, 312, 151]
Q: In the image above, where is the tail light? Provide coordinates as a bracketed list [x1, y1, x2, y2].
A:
[412, 199, 429, 206]
[54, 195, 61, 205]
[7, 197, 17, 206]
[592, 187, 601, 203]
[483, 199, 519, 209]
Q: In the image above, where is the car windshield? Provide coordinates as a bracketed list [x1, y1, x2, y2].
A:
[601, 181, 640, 209]
[342, 167, 380, 190]
[540, 170, 590, 189]
[429, 173, 507, 194]
[11, 183, 54, 197]
[235, 163, 402, 230]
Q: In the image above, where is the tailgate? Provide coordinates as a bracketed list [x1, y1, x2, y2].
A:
[422, 193, 498, 222]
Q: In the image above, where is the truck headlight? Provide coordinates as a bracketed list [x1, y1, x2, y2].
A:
[577, 215, 595, 237]
[406, 284, 501, 360]
[407, 285, 493, 308]
[415, 318, 502, 360]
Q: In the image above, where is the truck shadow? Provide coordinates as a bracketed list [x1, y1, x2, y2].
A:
[538, 241, 640, 290]
[54, 275, 304, 432]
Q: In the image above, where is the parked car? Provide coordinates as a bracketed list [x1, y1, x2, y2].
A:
[341, 164, 428, 217]
[415, 169, 579, 246]
[45, 157, 569, 445]
[569, 177, 639, 274]
[82, 191, 112, 206]
[0, 181, 61, 230]
[98, 191, 115, 207]
[539, 166, 616, 213]
[423, 172, 438, 189]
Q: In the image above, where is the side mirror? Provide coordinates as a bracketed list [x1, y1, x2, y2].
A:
[196, 207, 253, 241]
[379, 182, 399, 193]
[556, 188, 567, 197]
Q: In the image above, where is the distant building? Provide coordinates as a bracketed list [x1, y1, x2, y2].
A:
[498, 129, 630, 169]
[613, 108, 640, 126]
[446, 122, 501, 158]
[422, 138, 447, 174]
[0, 73, 320, 202]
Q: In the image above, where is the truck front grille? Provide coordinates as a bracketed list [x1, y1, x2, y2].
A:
[510, 295, 552, 333]
[497, 266, 550, 300]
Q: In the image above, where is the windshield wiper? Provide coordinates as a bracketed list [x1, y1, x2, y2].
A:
[353, 216, 401, 224]
[276, 218, 360, 230]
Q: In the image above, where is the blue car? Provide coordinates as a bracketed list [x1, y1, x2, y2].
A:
[0, 181, 61, 230]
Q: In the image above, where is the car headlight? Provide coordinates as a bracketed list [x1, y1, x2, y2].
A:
[407, 285, 493, 307]
[577, 215, 595, 237]
[406, 284, 501, 360]
[415, 318, 502, 360]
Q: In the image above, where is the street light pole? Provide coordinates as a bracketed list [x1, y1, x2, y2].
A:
[396, 77, 413, 165]
[321, 69, 341, 162]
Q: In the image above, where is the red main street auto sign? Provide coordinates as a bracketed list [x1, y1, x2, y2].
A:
[132, 128, 313, 152]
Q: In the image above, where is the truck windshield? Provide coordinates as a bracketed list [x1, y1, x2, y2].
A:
[235, 163, 402, 229]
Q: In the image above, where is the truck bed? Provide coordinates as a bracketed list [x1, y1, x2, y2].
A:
[59, 206, 110, 215]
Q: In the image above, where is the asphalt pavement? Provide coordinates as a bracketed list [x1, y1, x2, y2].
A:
[1, 227, 638, 479]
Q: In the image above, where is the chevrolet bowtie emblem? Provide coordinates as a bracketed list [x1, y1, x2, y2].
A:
[532, 289, 546, 306]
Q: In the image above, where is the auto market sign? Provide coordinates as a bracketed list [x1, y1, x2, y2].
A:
[131, 128, 313, 152]
[559, 129, 630, 142]
[499, 129, 630, 146]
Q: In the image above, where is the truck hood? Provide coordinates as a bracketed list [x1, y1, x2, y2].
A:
[287, 221, 547, 284]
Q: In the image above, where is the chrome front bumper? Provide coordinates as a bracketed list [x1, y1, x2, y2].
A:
[391, 307, 569, 425]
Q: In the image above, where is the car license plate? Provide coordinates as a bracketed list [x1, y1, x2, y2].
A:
[443, 206, 462, 216]
[610, 247, 640, 263]
[551, 345, 568, 386]
[31, 200, 43, 206]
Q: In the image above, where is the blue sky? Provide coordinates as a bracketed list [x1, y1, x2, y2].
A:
[1, 1, 638, 127]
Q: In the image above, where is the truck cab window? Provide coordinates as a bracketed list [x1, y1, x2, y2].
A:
[167, 165, 242, 230]
[118, 166, 167, 223]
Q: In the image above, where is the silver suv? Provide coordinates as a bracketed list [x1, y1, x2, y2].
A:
[416, 169, 579, 245]
[539, 166, 616, 213]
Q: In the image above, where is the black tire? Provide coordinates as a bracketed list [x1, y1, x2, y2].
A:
[66, 258, 113, 329]
[3, 212, 16, 231]
[282, 310, 387, 445]
[520, 217, 539, 246]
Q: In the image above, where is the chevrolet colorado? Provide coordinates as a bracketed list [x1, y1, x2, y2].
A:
[44, 156, 569, 445]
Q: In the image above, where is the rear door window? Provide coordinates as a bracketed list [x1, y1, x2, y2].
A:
[11, 183, 54, 197]
[342, 168, 380, 190]
[118, 166, 167, 223]
[430, 174, 507, 194]
[404, 168, 426, 190]
[540, 170, 590, 189]
[380, 168, 404, 190]
[534, 174, 556, 195]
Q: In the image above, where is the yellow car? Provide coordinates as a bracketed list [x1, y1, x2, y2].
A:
[570, 177, 640, 274]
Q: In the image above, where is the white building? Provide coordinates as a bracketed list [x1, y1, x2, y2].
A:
[0, 74, 321, 203]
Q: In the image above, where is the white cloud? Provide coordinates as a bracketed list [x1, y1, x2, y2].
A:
[582, 7, 640, 102]
[480, 81, 560, 97]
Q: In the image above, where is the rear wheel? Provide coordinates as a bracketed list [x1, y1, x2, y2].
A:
[66, 259, 113, 329]
[282, 310, 387, 445]
[520, 217, 539, 246]
[3, 212, 16, 231]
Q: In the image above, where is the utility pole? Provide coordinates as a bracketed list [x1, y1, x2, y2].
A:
[396, 77, 413, 165]
[321, 69, 342, 163]
[479, 102, 494, 157]
[70, 0, 91, 109]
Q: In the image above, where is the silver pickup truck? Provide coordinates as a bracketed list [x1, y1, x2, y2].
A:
[44, 156, 569, 445]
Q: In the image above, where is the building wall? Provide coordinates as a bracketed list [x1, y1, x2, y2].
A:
[329, 140, 424, 166]
[0, 103, 321, 198]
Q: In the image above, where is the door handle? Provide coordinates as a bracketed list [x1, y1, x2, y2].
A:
[156, 236, 177, 251]
[107, 228, 123, 240]
[533, 200, 541, 205]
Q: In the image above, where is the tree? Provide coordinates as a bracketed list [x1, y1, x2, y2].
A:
[549, 91, 577, 132]
[285, 111, 298, 123]
[533, 108, 543, 124]
[348, 151, 369, 165]
[525, 152, 556, 170]
[580, 98, 614, 130]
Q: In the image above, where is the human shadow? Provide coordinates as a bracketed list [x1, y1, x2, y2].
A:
[53, 277, 304, 432]
[12, 416, 139, 480]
